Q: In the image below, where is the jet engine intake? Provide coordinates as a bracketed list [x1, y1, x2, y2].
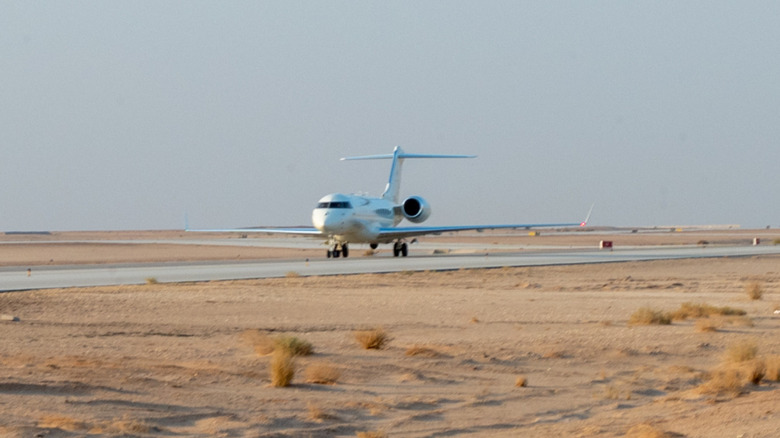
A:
[401, 196, 431, 223]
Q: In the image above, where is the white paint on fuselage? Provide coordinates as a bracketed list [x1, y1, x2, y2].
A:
[312, 193, 401, 244]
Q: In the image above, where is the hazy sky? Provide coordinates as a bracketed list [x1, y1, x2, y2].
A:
[2, 2, 778, 231]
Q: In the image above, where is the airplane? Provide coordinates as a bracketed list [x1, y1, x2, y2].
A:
[190, 146, 591, 258]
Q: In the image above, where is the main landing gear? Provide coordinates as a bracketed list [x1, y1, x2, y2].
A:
[327, 243, 349, 258]
[392, 241, 408, 257]
[325, 241, 408, 259]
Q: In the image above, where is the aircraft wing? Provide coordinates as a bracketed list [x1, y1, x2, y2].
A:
[187, 227, 323, 236]
[377, 222, 586, 240]
[376, 204, 593, 239]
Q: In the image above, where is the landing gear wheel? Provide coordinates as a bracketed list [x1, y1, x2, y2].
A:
[342, 244, 349, 258]
[327, 250, 332, 258]
[393, 241, 409, 257]
[370, 243, 378, 250]
[333, 249, 341, 258]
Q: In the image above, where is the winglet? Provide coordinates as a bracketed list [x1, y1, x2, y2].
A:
[580, 203, 595, 227]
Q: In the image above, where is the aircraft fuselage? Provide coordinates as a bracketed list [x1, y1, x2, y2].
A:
[312, 193, 400, 244]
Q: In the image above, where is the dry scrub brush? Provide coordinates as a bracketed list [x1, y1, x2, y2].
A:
[724, 339, 759, 363]
[671, 302, 745, 320]
[765, 355, 780, 381]
[270, 349, 295, 387]
[698, 339, 766, 396]
[354, 327, 389, 349]
[304, 362, 341, 385]
[241, 330, 313, 356]
[628, 307, 671, 326]
[745, 281, 764, 300]
[274, 335, 314, 356]
[695, 315, 753, 332]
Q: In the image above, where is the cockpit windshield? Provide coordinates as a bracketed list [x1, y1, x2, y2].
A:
[316, 201, 353, 209]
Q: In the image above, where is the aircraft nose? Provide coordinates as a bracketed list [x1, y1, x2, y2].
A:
[312, 209, 327, 231]
[313, 209, 344, 232]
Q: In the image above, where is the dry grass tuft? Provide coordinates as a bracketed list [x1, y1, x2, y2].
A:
[270, 349, 295, 387]
[274, 335, 314, 356]
[698, 366, 746, 397]
[699, 340, 767, 396]
[356, 431, 387, 438]
[745, 281, 764, 300]
[625, 423, 672, 438]
[671, 302, 745, 320]
[628, 307, 671, 326]
[698, 361, 765, 395]
[745, 359, 766, 385]
[515, 376, 528, 387]
[304, 362, 341, 385]
[354, 327, 389, 350]
[405, 345, 443, 358]
[285, 271, 301, 278]
[240, 330, 313, 357]
[470, 316, 480, 323]
[240, 330, 276, 355]
[764, 355, 780, 381]
[724, 339, 758, 363]
[145, 277, 158, 285]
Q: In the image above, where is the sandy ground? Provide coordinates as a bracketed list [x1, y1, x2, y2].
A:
[1, 232, 780, 437]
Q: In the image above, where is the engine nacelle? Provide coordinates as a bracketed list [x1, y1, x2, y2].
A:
[401, 196, 431, 223]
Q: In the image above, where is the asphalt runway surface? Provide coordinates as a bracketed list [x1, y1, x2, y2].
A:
[2, 243, 779, 292]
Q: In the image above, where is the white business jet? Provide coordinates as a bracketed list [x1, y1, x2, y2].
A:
[194, 146, 590, 258]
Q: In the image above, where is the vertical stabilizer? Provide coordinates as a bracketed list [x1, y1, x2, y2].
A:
[383, 146, 405, 202]
[341, 146, 476, 204]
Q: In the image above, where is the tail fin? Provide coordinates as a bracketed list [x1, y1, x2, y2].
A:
[341, 146, 475, 203]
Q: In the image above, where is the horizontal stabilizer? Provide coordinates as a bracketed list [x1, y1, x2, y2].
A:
[342, 146, 475, 202]
[341, 152, 476, 161]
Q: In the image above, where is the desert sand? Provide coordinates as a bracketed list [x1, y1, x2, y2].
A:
[1, 231, 779, 437]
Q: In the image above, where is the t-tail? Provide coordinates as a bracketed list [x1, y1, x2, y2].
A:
[341, 146, 476, 203]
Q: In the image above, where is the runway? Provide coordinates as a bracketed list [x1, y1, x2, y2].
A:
[2, 244, 779, 292]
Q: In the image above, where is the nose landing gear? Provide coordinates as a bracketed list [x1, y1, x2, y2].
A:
[327, 243, 349, 258]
